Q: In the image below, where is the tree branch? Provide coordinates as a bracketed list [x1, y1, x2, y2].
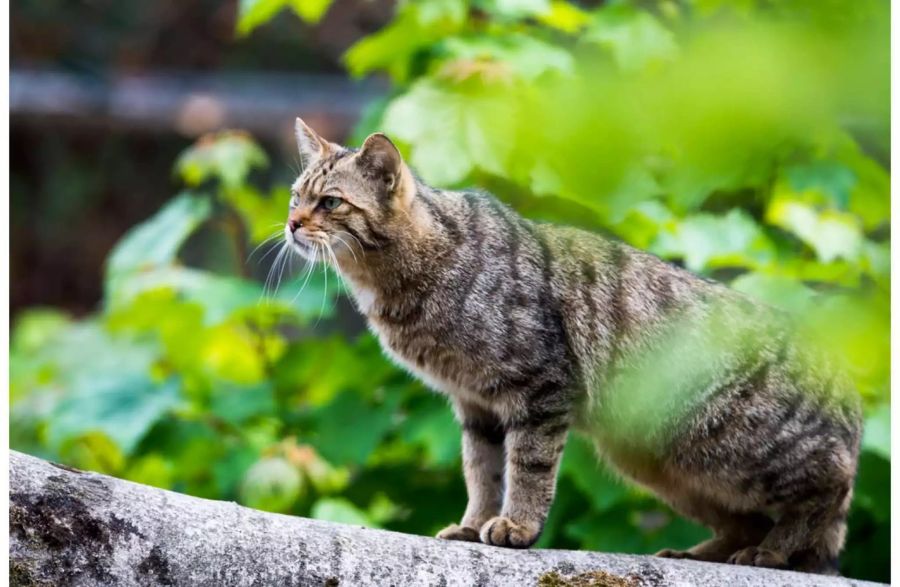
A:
[9, 451, 882, 587]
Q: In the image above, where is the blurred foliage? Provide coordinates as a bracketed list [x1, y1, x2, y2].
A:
[11, 0, 889, 581]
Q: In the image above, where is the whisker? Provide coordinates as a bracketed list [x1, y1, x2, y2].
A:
[257, 239, 285, 265]
[324, 244, 347, 298]
[248, 232, 284, 263]
[272, 244, 291, 295]
[272, 246, 290, 297]
[334, 230, 364, 260]
[290, 243, 319, 306]
[315, 245, 329, 326]
[324, 242, 342, 277]
[262, 243, 288, 300]
[262, 245, 279, 296]
[336, 230, 365, 255]
[273, 242, 292, 296]
[330, 233, 358, 264]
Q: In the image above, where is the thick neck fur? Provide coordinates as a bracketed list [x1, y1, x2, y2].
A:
[337, 179, 458, 317]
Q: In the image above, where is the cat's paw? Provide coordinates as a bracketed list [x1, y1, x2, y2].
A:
[436, 524, 481, 542]
[655, 548, 696, 559]
[479, 516, 540, 548]
[727, 546, 788, 569]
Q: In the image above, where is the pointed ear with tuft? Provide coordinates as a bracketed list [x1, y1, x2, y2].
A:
[356, 133, 404, 194]
[295, 117, 333, 168]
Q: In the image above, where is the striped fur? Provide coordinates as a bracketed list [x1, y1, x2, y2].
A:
[285, 119, 862, 574]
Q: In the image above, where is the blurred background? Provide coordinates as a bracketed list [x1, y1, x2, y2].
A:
[9, 0, 889, 581]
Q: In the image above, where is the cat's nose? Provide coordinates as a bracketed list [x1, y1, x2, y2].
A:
[288, 218, 301, 233]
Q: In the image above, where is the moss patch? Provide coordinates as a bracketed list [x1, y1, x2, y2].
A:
[538, 570, 639, 587]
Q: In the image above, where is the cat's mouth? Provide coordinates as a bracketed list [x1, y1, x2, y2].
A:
[284, 226, 313, 258]
[285, 226, 331, 262]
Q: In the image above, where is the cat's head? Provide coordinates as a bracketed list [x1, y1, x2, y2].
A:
[285, 118, 415, 264]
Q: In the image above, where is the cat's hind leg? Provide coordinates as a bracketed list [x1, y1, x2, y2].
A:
[655, 496, 773, 563]
[728, 479, 853, 575]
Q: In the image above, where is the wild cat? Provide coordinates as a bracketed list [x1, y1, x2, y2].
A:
[282, 118, 861, 575]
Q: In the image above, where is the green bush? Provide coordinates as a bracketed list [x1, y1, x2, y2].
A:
[11, 0, 889, 581]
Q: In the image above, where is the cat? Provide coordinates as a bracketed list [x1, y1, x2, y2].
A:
[283, 118, 862, 575]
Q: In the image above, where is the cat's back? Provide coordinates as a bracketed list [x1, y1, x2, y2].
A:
[532, 221, 738, 388]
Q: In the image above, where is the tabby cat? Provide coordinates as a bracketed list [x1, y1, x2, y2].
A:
[283, 118, 861, 575]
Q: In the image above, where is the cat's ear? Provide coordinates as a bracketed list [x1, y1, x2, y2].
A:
[356, 133, 403, 193]
[295, 117, 332, 168]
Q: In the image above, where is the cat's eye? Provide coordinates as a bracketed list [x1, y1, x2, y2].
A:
[321, 196, 343, 211]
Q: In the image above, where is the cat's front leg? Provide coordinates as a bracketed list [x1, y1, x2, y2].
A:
[436, 400, 505, 542]
[480, 409, 570, 548]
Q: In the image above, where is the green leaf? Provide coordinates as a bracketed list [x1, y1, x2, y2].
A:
[237, 0, 333, 34]
[651, 209, 774, 272]
[312, 388, 403, 466]
[840, 144, 890, 230]
[57, 432, 125, 476]
[441, 34, 574, 80]
[538, 1, 591, 33]
[612, 200, 674, 250]
[181, 273, 268, 324]
[109, 267, 256, 320]
[561, 436, 628, 512]
[266, 267, 342, 322]
[311, 497, 376, 527]
[853, 451, 889, 523]
[106, 193, 212, 297]
[175, 132, 268, 189]
[345, 5, 462, 82]
[288, 0, 334, 23]
[690, 0, 756, 17]
[51, 376, 182, 455]
[860, 240, 890, 283]
[480, 0, 550, 19]
[273, 336, 396, 407]
[565, 508, 644, 553]
[383, 80, 519, 185]
[641, 513, 710, 554]
[785, 160, 856, 209]
[236, 0, 288, 36]
[302, 453, 351, 494]
[399, 396, 461, 466]
[585, 7, 678, 71]
[803, 293, 889, 402]
[30, 321, 159, 394]
[33, 321, 196, 457]
[766, 196, 863, 263]
[124, 454, 175, 489]
[415, 0, 467, 26]
[11, 309, 71, 354]
[240, 457, 304, 512]
[728, 273, 816, 313]
[862, 405, 889, 460]
[210, 381, 276, 425]
[224, 184, 290, 244]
